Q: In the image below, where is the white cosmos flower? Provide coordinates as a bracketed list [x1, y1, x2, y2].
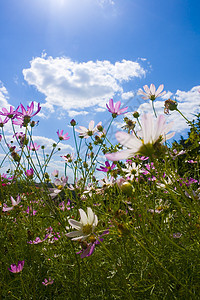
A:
[66, 207, 98, 241]
[105, 113, 175, 161]
[75, 120, 102, 138]
[122, 162, 140, 180]
[138, 84, 166, 101]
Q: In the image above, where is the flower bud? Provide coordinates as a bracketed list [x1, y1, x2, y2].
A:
[132, 111, 140, 118]
[70, 119, 76, 126]
[164, 99, 178, 114]
[121, 182, 135, 196]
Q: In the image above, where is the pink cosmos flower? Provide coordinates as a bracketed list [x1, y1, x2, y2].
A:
[19, 102, 41, 118]
[3, 195, 21, 212]
[25, 168, 34, 178]
[75, 120, 102, 138]
[13, 102, 41, 127]
[8, 260, 25, 273]
[24, 206, 37, 215]
[105, 113, 174, 161]
[57, 130, 70, 141]
[96, 161, 116, 172]
[28, 142, 40, 151]
[61, 153, 74, 163]
[106, 99, 128, 118]
[138, 84, 166, 101]
[42, 278, 54, 286]
[0, 106, 19, 119]
[0, 116, 9, 127]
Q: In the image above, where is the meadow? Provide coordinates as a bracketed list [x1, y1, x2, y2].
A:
[0, 84, 199, 299]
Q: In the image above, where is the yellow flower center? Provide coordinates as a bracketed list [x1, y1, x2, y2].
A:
[82, 224, 92, 235]
[57, 185, 63, 190]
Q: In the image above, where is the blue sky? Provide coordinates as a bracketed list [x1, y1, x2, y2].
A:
[0, 0, 200, 180]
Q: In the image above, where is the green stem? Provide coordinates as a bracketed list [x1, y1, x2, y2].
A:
[152, 101, 157, 118]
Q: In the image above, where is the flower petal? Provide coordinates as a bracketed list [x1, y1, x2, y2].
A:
[79, 208, 88, 225]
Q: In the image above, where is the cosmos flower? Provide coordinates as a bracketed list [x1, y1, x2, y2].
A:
[0, 116, 9, 127]
[0, 106, 19, 119]
[13, 102, 41, 127]
[66, 207, 98, 241]
[61, 153, 74, 163]
[99, 176, 115, 188]
[76, 230, 109, 258]
[2, 195, 21, 212]
[138, 84, 166, 101]
[122, 161, 140, 181]
[42, 278, 54, 286]
[96, 161, 116, 172]
[106, 99, 128, 118]
[28, 142, 40, 151]
[105, 113, 174, 161]
[8, 260, 25, 273]
[18, 102, 41, 118]
[25, 168, 34, 178]
[51, 169, 59, 177]
[57, 129, 70, 141]
[75, 120, 102, 138]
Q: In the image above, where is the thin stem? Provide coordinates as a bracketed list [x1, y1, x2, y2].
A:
[151, 101, 157, 118]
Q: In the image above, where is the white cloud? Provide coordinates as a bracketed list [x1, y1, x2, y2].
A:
[137, 85, 200, 133]
[94, 107, 106, 112]
[68, 110, 89, 117]
[23, 55, 146, 116]
[0, 81, 10, 109]
[121, 91, 134, 100]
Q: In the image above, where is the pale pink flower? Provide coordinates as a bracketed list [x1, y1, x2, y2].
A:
[3, 195, 21, 212]
[75, 120, 102, 138]
[105, 113, 174, 161]
[138, 84, 166, 101]
[28, 142, 40, 151]
[51, 169, 59, 177]
[99, 176, 115, 188]
[106, 99, 128, 118]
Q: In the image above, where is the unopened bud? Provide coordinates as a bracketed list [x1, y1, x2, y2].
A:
[164, 99, 178, 114]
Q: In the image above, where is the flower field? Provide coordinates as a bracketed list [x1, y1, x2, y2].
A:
[0, 84, 200, 299]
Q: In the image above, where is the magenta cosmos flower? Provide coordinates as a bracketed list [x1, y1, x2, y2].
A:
[138, 84, 166, 101]
[8, 260, 25, 273]
[13, 102, 41, 127]
[105, 113, 174, 161]
[77, 230, 109, 258]
[96, 161, 116, 172]
[25, 168, 34, 178]
[106, 99, 128, 118]
[57, 130, 70, 141]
